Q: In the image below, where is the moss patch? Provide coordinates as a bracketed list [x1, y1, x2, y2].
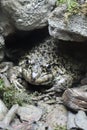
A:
[54, 125, 67, 130]
[0, 79, 34, 108]
[57, 0, 79, 13]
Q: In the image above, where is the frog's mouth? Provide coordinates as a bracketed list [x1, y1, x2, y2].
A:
[22, 68, 53, 85]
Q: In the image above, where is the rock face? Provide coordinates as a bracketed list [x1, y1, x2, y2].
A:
[0, 10, 14, 37]
[46, 104, 67, 129]
[17, 105, 42, 122]
[67, 111, 87, 130]
[0, 9, 14, 61]
[48, 4, 87, 42]
[0, 99, 8, 121]
[1, 0, 56, 31]
[62, 86, 87, 112]
[0, 35, 5, 61]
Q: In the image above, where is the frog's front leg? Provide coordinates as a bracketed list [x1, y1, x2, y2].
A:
[7, 66, 24, 91]
[46, 74, 73, 92]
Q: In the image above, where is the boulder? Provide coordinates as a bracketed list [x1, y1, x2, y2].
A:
[1, 0, 56, 31]
[67, 110, 87, 130]
[0, 35, 5, 61]
[0, 99, 8, 121]
[0, 10, 14, 37]
[46, 104, 67, 129]
[0, 9, 15, 61]
[48, 4, 87, 42]
[17, 105, 43, 122]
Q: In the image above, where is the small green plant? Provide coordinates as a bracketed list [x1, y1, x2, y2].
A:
[0, 78, 33, 108]
[56, 0, 81, 23]
[54, 125, 67, 130]
[57, 0, 80, 14]
[0, 79, 22, 108]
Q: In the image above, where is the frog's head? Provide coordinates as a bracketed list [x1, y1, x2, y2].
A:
[22, 62, 54, 85]
[20, 38, 58, 85]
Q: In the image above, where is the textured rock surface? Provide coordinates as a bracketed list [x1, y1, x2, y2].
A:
[62, 86, 87, 111]
[0, 10, 14, 36]
[67, 111, 87, 130]
[48, 4, 87, 41]
[1, 0, 56, 31]
[0, 35, 4, 49]
[46, 104, 67, 129]
[0, 35, 5, 61]
[17, 105, 43, 122]
[0, 99, 8, 121]
[75, 110, 87, 130]
[0, 9, 14, 61]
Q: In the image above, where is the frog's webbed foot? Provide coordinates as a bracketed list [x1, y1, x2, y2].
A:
[10, 79, 24, 91]
[7, 66, 24, 91]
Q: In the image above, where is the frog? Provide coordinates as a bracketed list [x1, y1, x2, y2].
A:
[8, 37, 86, 92]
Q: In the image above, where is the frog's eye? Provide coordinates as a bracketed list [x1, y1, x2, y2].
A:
[47, 65, 51, 69]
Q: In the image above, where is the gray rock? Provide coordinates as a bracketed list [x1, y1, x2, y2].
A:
[0, 99, 8, 121]
[46, 104, 67, 129]
[1, 0, 56, 31]
[0, 9, 14, 62]
[0, 35, 5, 62]
[75, 110, 87, 130]
[31, 122, 53, 130]
[17, 105, 43, 122]
[0, 35, 4, 49]
[0, 10, 14, 36]
[78, 0, 85, 4]
[62, 87, 87, 112]
[67, 111, 76, 130]
[67, 111, 87, 130]
[48, 4, 87, 41]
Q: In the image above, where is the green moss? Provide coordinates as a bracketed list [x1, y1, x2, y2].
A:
[0, 79, 22, 108]
[56, 0, 82, 24]
[54, 125, 66, 130]
[0, 78, 33, 108]
[57, 0, 80, 14]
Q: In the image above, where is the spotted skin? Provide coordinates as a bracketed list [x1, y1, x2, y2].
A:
[16, 37, 85, 92]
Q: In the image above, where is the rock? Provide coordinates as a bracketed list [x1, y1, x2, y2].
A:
[46, 104, 67, 129]
[48, 4, 87, 42]
[0, 9, 14, 62]
[75, 110, 87, 130]
[1, 0, 56, 31]
[62, 87, 87, 111]
[67, 110, 87, 130]
[0, 104, 19, 130]
[2, 104, 19, 126]
[0, 35, 4, 48]
[25, 121, 53, 130]
[78, 0, 85, 4]
[0, 35, 5, 62]
[67, 111, 76, 130]
[17, 105, 43, 122]
[0, 99, 8, 121]
[11, 121, 53, 130]
[0, 10, 14, 37]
